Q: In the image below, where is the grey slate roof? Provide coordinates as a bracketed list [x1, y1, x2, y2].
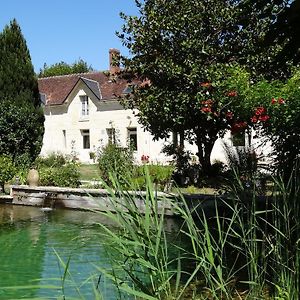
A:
[80, 77, 102, 100]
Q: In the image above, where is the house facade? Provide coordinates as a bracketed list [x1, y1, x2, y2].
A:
[38, 49, 268, 165]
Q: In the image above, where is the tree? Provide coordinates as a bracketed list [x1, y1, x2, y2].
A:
[262, 0, 300, 79]
[118, 0, 287, 172]
[38, 59, 93, 78]
[0, 19, 44, 164]
[248, 69, 300, 179]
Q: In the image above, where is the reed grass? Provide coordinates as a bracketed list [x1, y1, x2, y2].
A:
[97, 167, 300, 300]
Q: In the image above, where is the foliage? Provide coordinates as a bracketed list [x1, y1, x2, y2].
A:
[0, 19, 44, 163]
[118, 0, 297, 172]
[98, 170, 300, 299]
[0, 100, 44, 163]
[133, 164, 174, 190]
[0, 19, 40, 106]
[162, 143, 196, 185]
[36, 153, 80, 187]
[35, 152, 68, 168]
[38, 59, 93, 77]
[0, 155, 16, 191]
[98, 143, 134, 187]
[38, 163, 80, 188]
[246, 69, 300, 179]
[96, 172, 183, 299]
[262, 0, 300, 79]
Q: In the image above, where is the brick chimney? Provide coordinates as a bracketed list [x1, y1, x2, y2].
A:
[109, 48, 120, 75]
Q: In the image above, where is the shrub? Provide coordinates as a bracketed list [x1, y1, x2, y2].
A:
[35, 152, 67, 168]
[38, 163, 80, 188]
[133, 164, 174, 190]
[98, 143, 134, 187]
[0, 155, 16, 191]
[35, 153, 80, 187]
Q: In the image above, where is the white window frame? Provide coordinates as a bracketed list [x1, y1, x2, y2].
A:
[80, 95, 89, 118]
[81, 129, 90, 149]
[127, 127, 137, 151]
[106, 128, 116, 144]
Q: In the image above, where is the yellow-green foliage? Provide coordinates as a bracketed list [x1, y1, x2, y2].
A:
[0, 155, 16, 189]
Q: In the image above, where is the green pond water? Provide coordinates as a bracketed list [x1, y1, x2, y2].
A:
[0, 204, 131, 299]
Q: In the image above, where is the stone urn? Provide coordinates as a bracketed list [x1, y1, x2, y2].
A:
[27, 168, 39, 186]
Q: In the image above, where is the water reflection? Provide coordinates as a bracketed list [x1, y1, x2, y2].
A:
[0, 205, 180, 299]
[0, 205, 119, 299]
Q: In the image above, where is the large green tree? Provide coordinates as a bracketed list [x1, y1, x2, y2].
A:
[38, 59, 93, 78]
[119, 0, 290, 171]
[241, 0, 300, 79]
[0, 19, 44, 163]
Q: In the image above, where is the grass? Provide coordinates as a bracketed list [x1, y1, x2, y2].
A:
[176, 185, 219, 195]
[78, 164, 100, 181]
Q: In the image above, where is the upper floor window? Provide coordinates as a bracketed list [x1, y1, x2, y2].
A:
[80, 95, 89, 117]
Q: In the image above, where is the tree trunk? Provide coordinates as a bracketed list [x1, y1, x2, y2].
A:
[195, 135, 217, 175]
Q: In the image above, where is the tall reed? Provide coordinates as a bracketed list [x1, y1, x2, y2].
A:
[98, 167, 300, 299]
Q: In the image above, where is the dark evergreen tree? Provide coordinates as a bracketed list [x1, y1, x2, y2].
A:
[0, 19, 44, 163]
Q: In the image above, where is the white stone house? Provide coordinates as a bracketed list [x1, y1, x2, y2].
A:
[38, 50, 173, 164]
[38, 49, 269, 165]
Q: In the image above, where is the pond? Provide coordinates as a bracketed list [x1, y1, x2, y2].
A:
[0, 204, 130, 299]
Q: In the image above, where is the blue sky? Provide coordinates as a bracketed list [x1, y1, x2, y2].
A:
[0, 0, 138, 72]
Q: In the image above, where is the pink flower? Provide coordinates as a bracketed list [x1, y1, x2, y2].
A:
[227, 90, 238, 97]
[231, 121, 248, 134]
[226, 111, 234, 119]
[141, 155, 149, 163]
[201, 107, 212, 113]
[255, 107, 266, 116]
[271, 98, 277, 104]
[251, 116, 258, 123]
[200, 82, 212, 88]
[258, 115, 270, 122]
[278, 97, 285, 104]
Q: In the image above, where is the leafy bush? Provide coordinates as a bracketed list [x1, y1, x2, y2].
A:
[35, 152, 67, 168]
[0, 155, 16, 191]
[133, 164, 174, 190]
[98, 143, 134, 187]
[35, 153, 80, 187]
[38, 163, 80, 188]
[162, 143, 200, 186]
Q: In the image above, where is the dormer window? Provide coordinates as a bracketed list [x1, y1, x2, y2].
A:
[80, 95, 89, 117]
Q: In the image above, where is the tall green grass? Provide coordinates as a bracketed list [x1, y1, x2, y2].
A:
[97, 168, 300, 299]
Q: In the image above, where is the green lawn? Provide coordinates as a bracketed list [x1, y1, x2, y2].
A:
[78, 164, 100, 181]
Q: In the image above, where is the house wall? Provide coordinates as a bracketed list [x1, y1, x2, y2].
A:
[41, 83, 172, 164]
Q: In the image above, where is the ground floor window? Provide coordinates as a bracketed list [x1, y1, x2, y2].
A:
[106, 128, 116, 144]
[127, 127, 137, 151]
[62, 130, 66, 148]
[81, 129, 90, 149]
